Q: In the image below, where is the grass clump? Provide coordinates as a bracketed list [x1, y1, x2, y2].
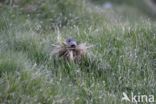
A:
[0, 52, 29, 76]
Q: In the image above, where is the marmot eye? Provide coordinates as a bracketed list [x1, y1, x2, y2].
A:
[68, 39, 71, 42]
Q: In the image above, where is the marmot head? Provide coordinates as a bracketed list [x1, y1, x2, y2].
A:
[66, 38, 77, 48]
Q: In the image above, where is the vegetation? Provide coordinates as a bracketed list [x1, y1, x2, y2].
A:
[0, 0, 155, 103]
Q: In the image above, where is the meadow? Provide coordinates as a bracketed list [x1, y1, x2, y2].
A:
[0, 0, 156, 103]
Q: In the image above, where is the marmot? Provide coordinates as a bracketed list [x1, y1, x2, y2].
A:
[52, 38, 91, 62]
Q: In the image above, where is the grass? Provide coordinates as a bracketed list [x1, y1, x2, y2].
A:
[0, 0, 156, 103]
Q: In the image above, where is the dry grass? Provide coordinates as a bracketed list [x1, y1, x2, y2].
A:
[51, 38, 93, 62]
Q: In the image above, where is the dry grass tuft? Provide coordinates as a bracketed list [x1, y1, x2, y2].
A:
[51, 38, 93, 62]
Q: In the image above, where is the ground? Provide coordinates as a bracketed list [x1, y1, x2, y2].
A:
[0, 0, 156, 104]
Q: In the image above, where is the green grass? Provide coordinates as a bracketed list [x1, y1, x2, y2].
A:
[0, 0, 156, 103]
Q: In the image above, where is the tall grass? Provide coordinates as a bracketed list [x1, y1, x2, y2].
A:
[0, 0, 155, 103]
